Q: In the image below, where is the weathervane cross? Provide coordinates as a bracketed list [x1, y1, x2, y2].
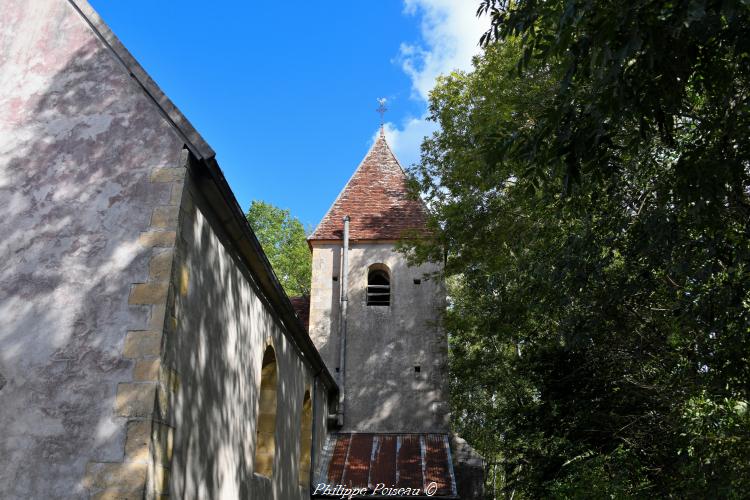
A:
[376, 98, 388, 125]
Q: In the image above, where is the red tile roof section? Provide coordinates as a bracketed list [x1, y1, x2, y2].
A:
[314, 433, 457, 498]
[309, 131, 429, 241]
[289, 296, 310, 332]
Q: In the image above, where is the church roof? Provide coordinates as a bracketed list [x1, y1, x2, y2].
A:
[309, 130, 428, 242]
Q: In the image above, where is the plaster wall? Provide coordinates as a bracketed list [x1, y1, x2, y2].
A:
[309, 243, 342, 373]
[309, 242, 449, 432]
[169, 174, 329, 500]
[0, 1, 184, 497]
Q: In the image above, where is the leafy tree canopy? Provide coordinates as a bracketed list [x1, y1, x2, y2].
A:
[406, 1, 750, 497]
[246, 200, 311, 297]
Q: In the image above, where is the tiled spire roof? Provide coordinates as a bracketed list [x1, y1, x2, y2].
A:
[309, 129, 428, 241]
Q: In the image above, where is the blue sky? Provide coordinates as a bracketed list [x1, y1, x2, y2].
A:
[89, 1, 485, 228]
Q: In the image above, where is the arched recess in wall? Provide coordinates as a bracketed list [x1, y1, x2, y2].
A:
[367, 263, 391, 306]
[254, 344, 278, 478]
[298, 389, 313, 487]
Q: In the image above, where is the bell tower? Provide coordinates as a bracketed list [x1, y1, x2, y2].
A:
[307, 129, 449, 433]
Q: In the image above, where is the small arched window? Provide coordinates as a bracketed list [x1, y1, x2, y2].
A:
[367, 265, 390, 306]
[298, 389, 313, 487]
[254, 345, 278, 477]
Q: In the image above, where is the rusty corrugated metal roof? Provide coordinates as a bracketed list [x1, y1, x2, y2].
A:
[313, 433, 457, 498]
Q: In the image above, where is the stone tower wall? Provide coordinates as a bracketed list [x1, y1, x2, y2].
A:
[309, 241, 449, 432]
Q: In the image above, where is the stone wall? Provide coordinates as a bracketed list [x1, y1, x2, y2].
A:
[0, 1, 335, 498]
[308, 243, 342, 374]
[309, 241, 449, 432]
[167, 168, 330, 500]
[0, 1, 185, 497]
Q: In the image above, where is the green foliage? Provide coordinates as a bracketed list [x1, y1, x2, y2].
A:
[246, 200, 311, 297]
[477, 0, 750, 198]
[406, 1, 750, 496]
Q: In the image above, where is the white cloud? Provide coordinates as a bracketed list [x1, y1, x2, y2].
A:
[399, 0, 487, 101]
[379, 1, 487, 168]
[373, 119, 439, 169]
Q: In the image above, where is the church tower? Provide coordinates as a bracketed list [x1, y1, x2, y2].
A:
[308, 129, 449, 434]
[307, 128, 488, 499]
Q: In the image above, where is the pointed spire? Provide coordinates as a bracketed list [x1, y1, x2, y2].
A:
[309, 130, 428, 242]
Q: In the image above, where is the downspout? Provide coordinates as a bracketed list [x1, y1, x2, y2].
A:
[310, 375, 319, 489]
[337, 215, 350, 427]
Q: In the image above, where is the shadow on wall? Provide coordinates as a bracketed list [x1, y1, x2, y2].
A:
[299, 389, 313, 488]
[167, 195, 310, 499]
[255, 345, 278, 478]
[318, 204, 449, 432]
[0, 38, 181, 498]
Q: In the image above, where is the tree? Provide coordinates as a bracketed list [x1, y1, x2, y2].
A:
[406, 2, 750, 495]
[246, 200, 311, 297]
[477, 0, 750, 201]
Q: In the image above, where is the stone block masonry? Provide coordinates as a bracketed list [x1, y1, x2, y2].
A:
[84, 158, 187, 500]
[0, 1, 200, 497]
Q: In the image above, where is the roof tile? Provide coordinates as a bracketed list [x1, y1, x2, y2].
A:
[289, 296, 310, 331]
[309, 131, 428, 241]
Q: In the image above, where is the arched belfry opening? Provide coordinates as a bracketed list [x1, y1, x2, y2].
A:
[367, 264, 391, 306]
[298, 389, 313, 487]
[254, 345, 277, 477]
